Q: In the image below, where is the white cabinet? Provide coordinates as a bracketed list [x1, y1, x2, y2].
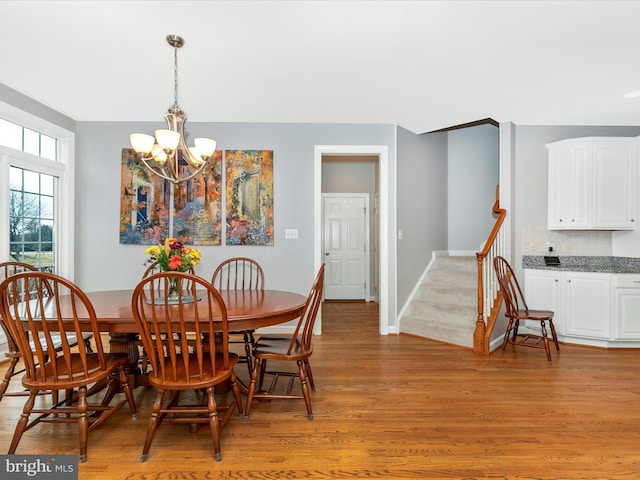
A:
[592, 140, 637, 228]
[524, 269, 611, 341]
[564, 272, 611, 338]
[547, 137, 637, 230]
[612, 275, 640, 340]
[523, 269, 564, 334]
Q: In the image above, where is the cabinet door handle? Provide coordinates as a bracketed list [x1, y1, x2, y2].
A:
[567, 279, 571, 283]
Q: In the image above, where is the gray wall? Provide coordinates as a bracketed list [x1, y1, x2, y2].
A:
[448, 124, 499, 250]
[75, 121, 398, 327]
[0, 83, 75, 132]
[396, 126, 448, 309]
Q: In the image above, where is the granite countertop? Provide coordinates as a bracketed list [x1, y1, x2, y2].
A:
[522, 255, 640, 274]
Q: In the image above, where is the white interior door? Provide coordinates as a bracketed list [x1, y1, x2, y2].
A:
[323, 194, 369, 300]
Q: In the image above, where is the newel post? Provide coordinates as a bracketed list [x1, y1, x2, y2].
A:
[473, 252, 488, 355]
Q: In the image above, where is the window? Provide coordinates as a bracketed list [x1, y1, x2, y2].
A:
[9, 166, 56, 272]
[0, 105, 75, 280]
[0, 117, 57, 161]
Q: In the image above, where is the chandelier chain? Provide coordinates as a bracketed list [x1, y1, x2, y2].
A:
[173, 43, 179, 110]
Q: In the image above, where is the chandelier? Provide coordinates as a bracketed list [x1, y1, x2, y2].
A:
[129, 35, 216, 184]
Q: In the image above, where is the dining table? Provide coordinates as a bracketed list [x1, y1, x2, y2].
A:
[48, 288, 307, 398]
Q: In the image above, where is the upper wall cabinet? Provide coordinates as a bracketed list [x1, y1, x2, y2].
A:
[547, 137, 638, 230]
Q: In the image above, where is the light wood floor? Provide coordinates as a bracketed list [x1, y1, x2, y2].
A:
[1, 301, 640, 479]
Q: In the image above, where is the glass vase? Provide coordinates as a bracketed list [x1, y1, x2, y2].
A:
[167, 277, 180, 302]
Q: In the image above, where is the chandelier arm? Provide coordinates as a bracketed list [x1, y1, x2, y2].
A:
[179, 133, 206, 168]
[173, 163, 209, 184]
[137, 155, 176, 183]
[163, 111, 182, 181]
[167, 152, 179, 181]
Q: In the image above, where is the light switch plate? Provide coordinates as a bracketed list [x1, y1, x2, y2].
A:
[285, 229, 298, 239]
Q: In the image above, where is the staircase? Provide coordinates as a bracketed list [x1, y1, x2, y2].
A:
[400, 253, 477, 348]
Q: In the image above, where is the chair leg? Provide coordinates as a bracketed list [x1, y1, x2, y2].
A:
[0, 357, 19, 401]
[245, 357, 261, 419]
[118, 367, 138, 418]
[501, 319, 514, 354]
[540, 322, 552, 364]
[228, 371, 245, 418]
[77, 386, 88, 463]
[512, 319, 520, 340]
[297, 360, 313, 420]
[304, 358, 315, 392]
[9, 391, 37, 454]
[549, 319, 560, 352]
[205, 386, 222, 462]
[258, 358, 268, 390]
[243, 331, 255, 378]
[141, 389, 166, 462]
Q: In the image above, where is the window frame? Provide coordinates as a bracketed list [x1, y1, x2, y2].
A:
[0, 101, 75, 280]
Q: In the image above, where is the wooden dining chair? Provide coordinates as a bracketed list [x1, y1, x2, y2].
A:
[493, 256, 560, 363]
[245, 264, 324, 420]
[131, 271, 244, 462]
[0, 271, 137, 462]
[137, 260, 197, 374]
[211, 257, 265, 376]
[0, 261, 94, 402]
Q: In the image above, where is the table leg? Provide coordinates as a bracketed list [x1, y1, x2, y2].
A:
[89, 333, 146, 408]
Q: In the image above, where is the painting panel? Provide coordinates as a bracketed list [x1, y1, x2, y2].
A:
[225, 150, 274, 246]
[173, 150, 223, 245]
[119, 148, 170, 244]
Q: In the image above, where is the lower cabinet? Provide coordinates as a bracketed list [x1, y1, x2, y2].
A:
[523, 269, 564, 334]
[564, 272, 610, 338]
[612, 275, 640, 340]
[524, 269, 614, 344]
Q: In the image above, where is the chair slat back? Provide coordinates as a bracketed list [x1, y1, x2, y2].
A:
[493, 256, 529, 317]
[131, 272, 230, 385]
[287, 264, 325, 355]
[0, 262, 39, 354]
[0, 271, 106, 385]
[211, 257, 264, 291]
[0, 261, 38, 279]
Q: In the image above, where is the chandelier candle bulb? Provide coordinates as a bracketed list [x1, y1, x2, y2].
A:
[194, 138, 217, 156]
[188, 147, 204, 165]
[151, 145, 167, 164]
[155, 129, 180, 151]
[130, 133, 155, 154]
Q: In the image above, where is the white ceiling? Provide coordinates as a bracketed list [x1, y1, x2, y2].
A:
[2, 0, 640, 134]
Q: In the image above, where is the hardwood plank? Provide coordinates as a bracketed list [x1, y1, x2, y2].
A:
[1, 300, 639, 479]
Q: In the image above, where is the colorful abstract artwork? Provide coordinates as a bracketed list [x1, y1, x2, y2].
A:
[225, 150, 274, 246]
[173, 150, 223, 245]
[119, 148, 170, 244]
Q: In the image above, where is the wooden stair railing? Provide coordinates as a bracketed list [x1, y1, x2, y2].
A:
[473, 186, 506, 355]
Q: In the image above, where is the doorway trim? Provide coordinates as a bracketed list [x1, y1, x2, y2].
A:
[314, 145, 389, 335]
